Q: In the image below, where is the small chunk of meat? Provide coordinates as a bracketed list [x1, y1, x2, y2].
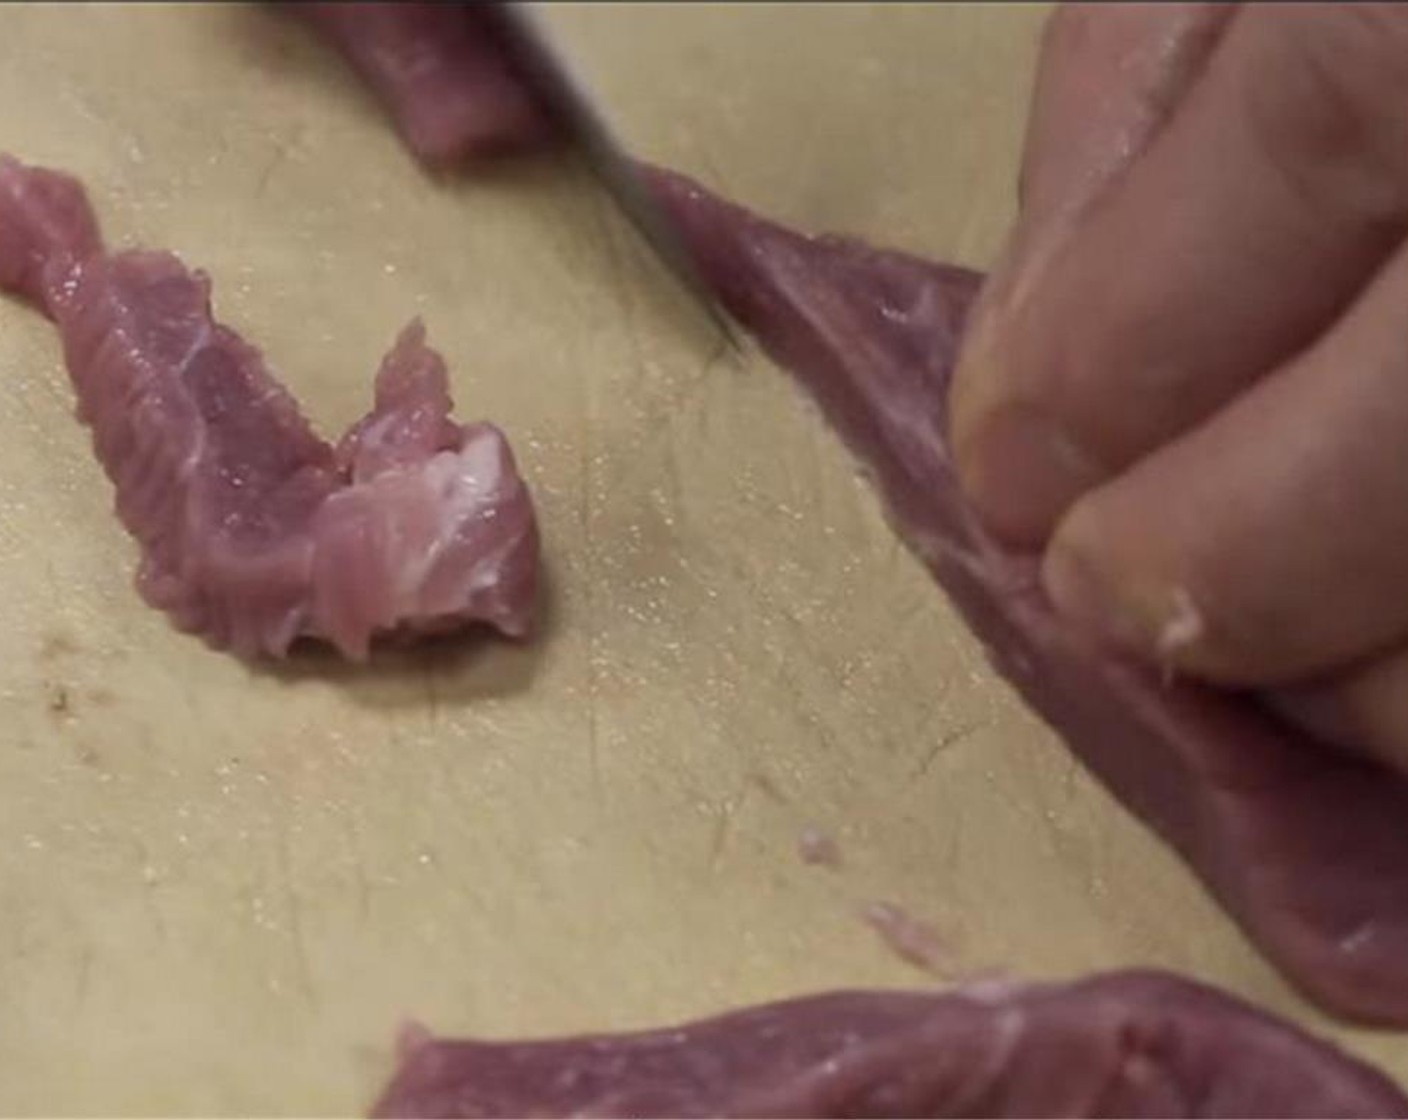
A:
[797, 824, 842, 867]
[861, 901, 952, 975]
[0, 154, 538, 660]
[294, 3, 552, 166]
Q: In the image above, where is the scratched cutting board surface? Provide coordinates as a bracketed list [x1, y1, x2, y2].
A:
[0, 3, 1403, 1115]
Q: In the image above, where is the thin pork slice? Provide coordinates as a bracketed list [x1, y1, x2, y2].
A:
[294, 3, 552, 167]
[371, 970, 1408, 1118]
[277, 9, 1408, 1019]
[648, 167, 1408, 1026]
[0, 155, 538, 660]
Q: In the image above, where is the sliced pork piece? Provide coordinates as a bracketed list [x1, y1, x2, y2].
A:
[371, 970, 1408, 1118]
[0, 155, 538, 660]
[294, 3, 552, 166]
[648, 167, 1408, 1026]
[295, 6, 1408, 1020]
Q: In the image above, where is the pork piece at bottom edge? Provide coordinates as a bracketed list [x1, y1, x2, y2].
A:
[0, 153, 539, 660]
[371, 969, 1408, 1118]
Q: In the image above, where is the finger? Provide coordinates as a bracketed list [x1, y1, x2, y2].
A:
[1017, 3, 1232, 231]
[953, 2, 1234, 543]
[1271, 646, 1408, 773]
[1042, 234, 1408, 685]
[947, 2, 1229, 545]
[952, 4, 1408, 547]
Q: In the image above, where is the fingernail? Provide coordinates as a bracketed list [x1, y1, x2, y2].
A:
[956, 404, 1105, 546]
[1042, 543, 1206, 662]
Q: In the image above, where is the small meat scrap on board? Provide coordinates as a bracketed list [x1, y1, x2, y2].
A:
[797, 823, 842, 868]
[371, 970, 1408, 1118]
[861, 900, 952, 975]
[294, 3, 553, 167]
[0, 155, 539, 660]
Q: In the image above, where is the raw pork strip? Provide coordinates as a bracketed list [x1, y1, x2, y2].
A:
[372, 970, 1408, 1118]
[294, 3, 552, 167]
[300, 1, 1408, 1023]
[648, 167, 1408, 1025]
[0, 155, 539, 660]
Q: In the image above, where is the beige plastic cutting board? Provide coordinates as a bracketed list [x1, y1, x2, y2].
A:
[0, 4, 1402, 1114]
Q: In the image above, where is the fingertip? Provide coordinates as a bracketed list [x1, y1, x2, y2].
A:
[1041, 528, 1147, 655]
[1042, 509, 1211, 670]
[949, 244, 1107, 546]
[956, 402, 1104, 547]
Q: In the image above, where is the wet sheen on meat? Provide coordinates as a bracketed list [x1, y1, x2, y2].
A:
[0, 155, 539, 660]
[372, 971, 1408, 1118]
[648, 167, 1408, 1026]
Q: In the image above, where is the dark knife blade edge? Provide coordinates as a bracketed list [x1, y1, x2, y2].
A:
[484, 0, 743, 351]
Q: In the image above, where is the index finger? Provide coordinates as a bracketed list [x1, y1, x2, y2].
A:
[1018, 3, 1232, 231]
[951, 5, 1408, 546]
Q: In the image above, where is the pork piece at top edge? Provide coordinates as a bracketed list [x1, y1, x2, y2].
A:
[370, 969, 1408, 1118]
[0, 154, 539, 660]
[293, 2, 554, 167]
[645, 164, 1408, 1027]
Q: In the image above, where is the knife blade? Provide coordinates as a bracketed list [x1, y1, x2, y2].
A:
[481, 0, 741, 351]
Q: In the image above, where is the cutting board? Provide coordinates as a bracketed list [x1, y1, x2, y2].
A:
[0, 4, 1402, 1113]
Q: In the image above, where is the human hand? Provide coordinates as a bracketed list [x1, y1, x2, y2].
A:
[948, 4, 1408, 769]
